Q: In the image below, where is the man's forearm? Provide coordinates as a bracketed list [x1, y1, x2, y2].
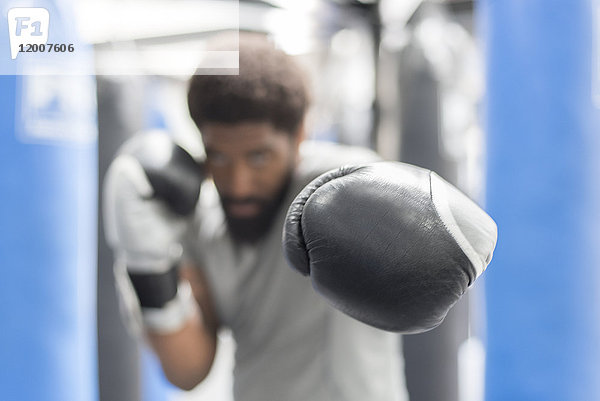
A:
[147, 308, 217, 391]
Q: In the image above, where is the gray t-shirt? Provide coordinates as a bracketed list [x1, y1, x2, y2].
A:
[185, 141, 408, 401]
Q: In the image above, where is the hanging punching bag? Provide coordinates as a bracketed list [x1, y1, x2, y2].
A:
[0, 1, 98, 400]
[479, 1, 600, 399]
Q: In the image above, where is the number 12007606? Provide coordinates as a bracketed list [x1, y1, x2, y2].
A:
[19, 43, 74, 53]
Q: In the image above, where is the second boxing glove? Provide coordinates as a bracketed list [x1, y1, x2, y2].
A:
[283, 162, 497, 333]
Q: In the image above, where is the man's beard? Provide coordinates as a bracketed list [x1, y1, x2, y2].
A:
[220, 172, 293, 244]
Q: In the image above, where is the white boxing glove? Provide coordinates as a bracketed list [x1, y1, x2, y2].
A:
[103, 132, 204, 334]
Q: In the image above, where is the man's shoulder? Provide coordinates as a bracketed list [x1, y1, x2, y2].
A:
[296, 141, 382, 182]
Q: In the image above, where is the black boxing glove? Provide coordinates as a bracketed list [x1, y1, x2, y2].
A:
[283, 162, 497, 333]
[104, 130, 205, 334]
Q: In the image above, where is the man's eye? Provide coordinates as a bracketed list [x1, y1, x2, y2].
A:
[248, 151, 268, 167]
[208, 152, 228, 166]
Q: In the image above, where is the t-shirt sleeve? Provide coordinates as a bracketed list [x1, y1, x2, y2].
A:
[295, 141, 384, 187]
[327, 309, 407, 401]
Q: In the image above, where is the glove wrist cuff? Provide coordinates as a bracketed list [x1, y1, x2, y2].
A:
[128, 260, 181, 309]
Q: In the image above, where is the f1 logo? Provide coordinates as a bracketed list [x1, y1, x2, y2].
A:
[7, 8, 49, 60]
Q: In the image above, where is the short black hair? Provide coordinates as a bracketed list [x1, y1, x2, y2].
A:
[187, 33, 310, 136]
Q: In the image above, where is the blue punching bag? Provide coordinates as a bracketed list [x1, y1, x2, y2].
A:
[480, 1, 600, 400]
[0, 1, 98, 400]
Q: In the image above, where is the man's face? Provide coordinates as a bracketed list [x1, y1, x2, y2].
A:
[201, 121, 301, 243]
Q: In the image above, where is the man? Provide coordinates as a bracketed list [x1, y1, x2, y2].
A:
[104, 33, 496, 401]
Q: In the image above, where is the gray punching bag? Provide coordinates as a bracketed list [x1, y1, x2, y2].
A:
[398, 40, 464, 401]
[97, 76, 145, 401]
[394, 5, 482, 401]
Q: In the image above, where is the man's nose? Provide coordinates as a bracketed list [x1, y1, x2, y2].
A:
[227, 163, 254, 199]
